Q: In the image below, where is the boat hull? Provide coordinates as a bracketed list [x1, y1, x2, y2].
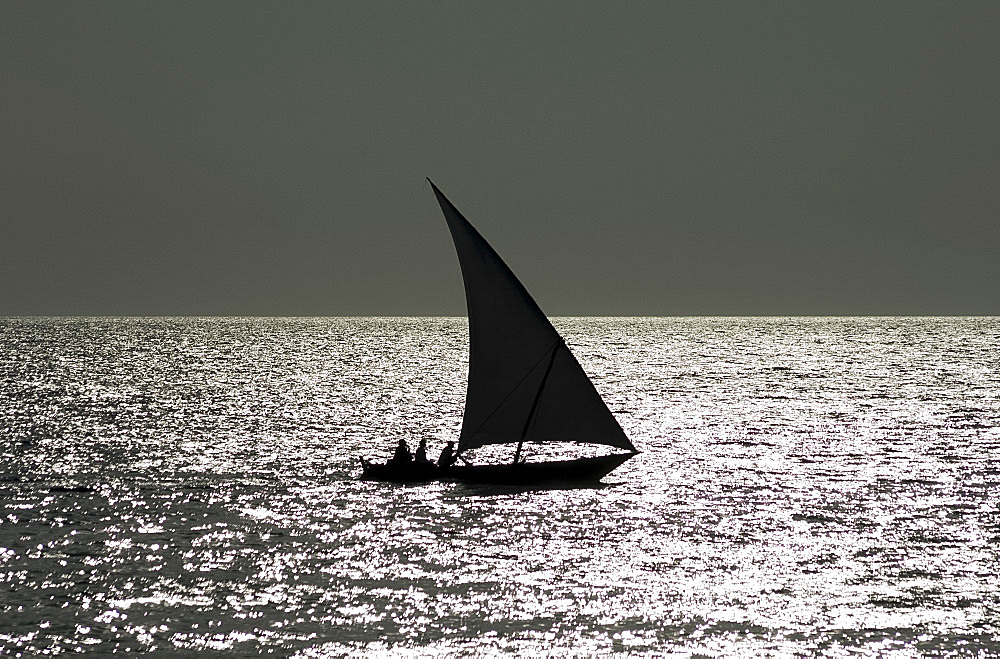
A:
[360, 453, 637, 485]
[359, 459, 439, 483]
[443, 453, 636, 485]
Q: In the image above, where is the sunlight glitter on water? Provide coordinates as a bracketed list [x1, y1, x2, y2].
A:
[1, 317, 998, 655]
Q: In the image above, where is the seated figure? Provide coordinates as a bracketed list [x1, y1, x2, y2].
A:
[414, 438, 431, 464]
[438, 441, 457, 468]
[390, 438, 412, 465]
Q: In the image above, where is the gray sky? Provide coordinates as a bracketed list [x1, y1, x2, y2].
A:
[2, 2, 998, 315]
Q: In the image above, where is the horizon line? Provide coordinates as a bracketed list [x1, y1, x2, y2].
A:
[3, 314, 999, 320]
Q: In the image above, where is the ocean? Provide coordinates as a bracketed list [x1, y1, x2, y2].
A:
[1, 316, 998, 656]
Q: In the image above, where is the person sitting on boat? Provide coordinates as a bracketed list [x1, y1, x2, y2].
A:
[414, 438, 430, 465]
[390, 438, 412, 465]
[438, 441, 457, 468]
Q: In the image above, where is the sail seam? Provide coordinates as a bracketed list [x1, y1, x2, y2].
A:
[459, 338, 561, 453]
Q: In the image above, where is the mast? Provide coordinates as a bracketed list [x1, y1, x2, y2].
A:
[513, 341, 561, 464]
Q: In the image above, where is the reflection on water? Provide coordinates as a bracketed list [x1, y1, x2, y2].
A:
[1, 317, 998, 656]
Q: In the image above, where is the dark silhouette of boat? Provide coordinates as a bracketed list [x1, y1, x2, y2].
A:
[361, 453, 634, 485]
[361, 180, 638, 485]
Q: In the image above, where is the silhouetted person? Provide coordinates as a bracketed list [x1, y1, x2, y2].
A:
[438, 441, 456, 468]
[390, 438, 412, 465]
[414, 438, 430, 464]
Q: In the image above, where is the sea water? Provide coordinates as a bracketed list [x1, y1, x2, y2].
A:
[1, 316, 998, 657]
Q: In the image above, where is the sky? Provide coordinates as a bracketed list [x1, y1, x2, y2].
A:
[2, 2, 998, 316]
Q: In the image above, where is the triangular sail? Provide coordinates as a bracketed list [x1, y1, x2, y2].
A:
[428, 180, 636, 455]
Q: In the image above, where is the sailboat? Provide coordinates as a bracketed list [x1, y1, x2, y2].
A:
[360, 180, 638, 485]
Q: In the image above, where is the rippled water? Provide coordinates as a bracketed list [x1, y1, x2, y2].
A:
[1, 317, 998, 656]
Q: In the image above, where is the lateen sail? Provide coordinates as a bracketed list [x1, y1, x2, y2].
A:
[429, 180, 636, 455]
